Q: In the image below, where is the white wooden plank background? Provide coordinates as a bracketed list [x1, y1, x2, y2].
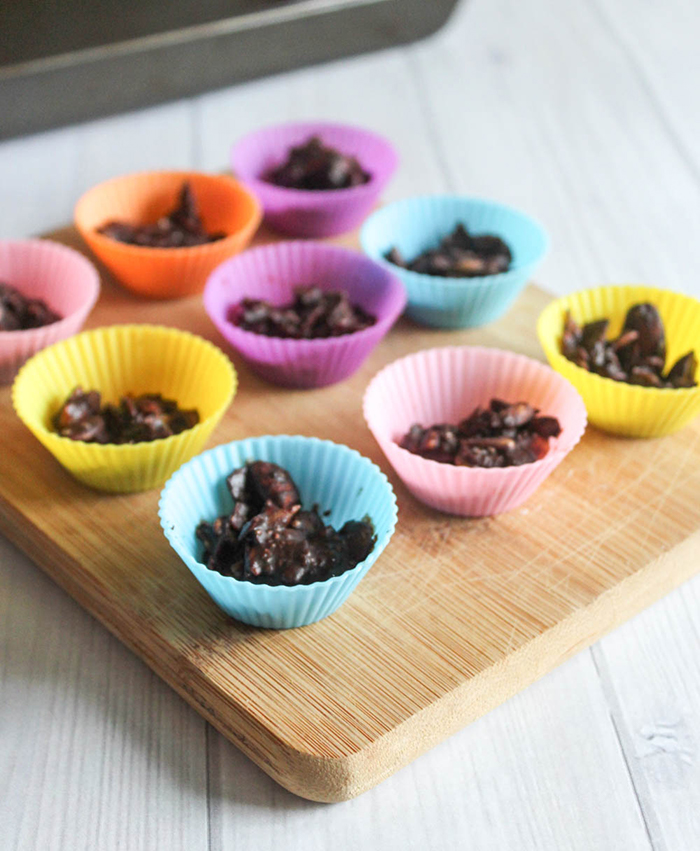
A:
[1, 0, 700, 848]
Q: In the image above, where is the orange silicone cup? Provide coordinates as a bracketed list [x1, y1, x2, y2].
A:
[74, 171, 262, 299]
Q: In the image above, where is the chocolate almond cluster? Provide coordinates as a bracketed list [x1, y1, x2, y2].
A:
[98, 182, 225, 248]
[386, 223, 512, 278]
[561, 302, 697, 389]
[400, 399, 562, 468]
[230, 285, 375, 339]
[266, 136, 370, 190]
[0, 281, 61, 331]
[54, 387, 199, 444]
[196, 461, 375, 586]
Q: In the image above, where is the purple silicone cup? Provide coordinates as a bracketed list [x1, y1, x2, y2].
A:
[230, 122, 399, 237]
[203, 241, 407, 388]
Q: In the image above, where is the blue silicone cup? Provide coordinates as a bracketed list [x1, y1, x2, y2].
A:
[360, 195, 549, 328]
[159, 435, 398, 629]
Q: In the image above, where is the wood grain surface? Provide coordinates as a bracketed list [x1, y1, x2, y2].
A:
[1, 224, 698, 802]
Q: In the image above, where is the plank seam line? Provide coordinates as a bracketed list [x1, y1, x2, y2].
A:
[589, 646, 660, 851]
[529, 107, 611, 274]
[586, 0, 700, 190]
[403, 49, 456, 192]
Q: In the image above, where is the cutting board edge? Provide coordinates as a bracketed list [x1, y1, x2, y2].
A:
[4, 483, 698, 803]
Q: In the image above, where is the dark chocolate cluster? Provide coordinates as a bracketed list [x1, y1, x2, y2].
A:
[265, 136, 370, 190]
[386, 223, 512, 278]
[230, 285, 376, 339]
[561, 302, 697, 388]
[196, 461, 375, 586]
[53, 387, 199, 444]
[0, 281, 61, 331]
[399, 399, 562, 468]
[98, 182, 225, 248]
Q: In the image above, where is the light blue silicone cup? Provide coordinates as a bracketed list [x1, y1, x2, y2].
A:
[360, 195, 549, 329]
[159, 435, 398, 629]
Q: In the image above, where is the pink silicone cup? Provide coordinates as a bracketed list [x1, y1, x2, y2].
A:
[0, 239, 100, 384]
[230, 121, 399, 237]
[363, 346, 587, 517]
[203, 241, 407, 388]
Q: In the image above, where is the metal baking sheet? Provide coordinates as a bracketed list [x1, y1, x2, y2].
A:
[0, 0, 460, 139]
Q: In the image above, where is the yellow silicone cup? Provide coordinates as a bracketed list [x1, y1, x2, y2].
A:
[537, 285, 700, 438]
[12, 325, 237, 492]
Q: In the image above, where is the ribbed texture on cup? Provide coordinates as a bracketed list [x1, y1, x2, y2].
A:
[159, 435, 398, 628]
[363, 346, 587, 517]
[203, 241, 406, 388]
[74, 171, 261, 299]
[360, 195, 548, 328]
[12, 325, 237, 492]
[0, 239, 100, 384]
[230, 122, 398, 237]
[538, 284, 700, 438]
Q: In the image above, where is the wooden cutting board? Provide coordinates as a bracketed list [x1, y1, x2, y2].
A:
[1, 225, 699, 803]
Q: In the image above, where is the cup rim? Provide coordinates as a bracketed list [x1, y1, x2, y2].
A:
[360, 193, 549, 287]
[158, 434, 399, 593]
[537, 283, 700, 397]
[203, 240, 407, 350]
[0, 238, 100, 340]
[230, 120, 399, 199]
[363, 345, 587, 478]
[12, 323, 237, 455]
[74, 170, 262, 259]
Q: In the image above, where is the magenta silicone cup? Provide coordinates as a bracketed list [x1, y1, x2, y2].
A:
[230, 121, 399, 237]
[363, 346, 587, 517]
[0, 239, 100, 385]
[203, 241, 407, 389]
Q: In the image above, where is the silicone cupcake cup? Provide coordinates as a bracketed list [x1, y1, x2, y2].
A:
[159, 435, 398, 629]
[230, 122, 398, 237]
[0, 239, 100, 385]
[538, 284, 700, 438]
[12, 325, 237, 493]
[203, 241, 406, 388]
[360, 195, 549, 329]
[74, 171, 261, 299]
[363, 346, 587, 517]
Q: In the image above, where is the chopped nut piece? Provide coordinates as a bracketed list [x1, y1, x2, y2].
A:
[0, 281, 61, 331]
[666, 351, 698, 388]
[229, 285, 375, 339]
[196, 461, 375, 586]
[399, 399, 562, 468]
[53, 387, 199, 444]
[98, 182, 225, 248]
[265, 136, 370, 190]
[560, 302, 697, 389]
[385, 223, 512, 278]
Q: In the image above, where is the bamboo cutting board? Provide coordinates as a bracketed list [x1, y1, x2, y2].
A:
[1, 225, 699, 802]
